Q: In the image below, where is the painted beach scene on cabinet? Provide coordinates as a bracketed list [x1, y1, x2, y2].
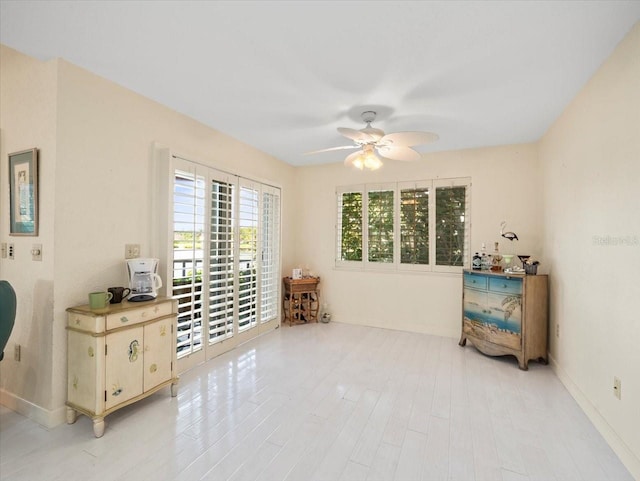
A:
[463, 272, 523, 350]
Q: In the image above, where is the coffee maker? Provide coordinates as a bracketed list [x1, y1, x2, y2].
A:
[127, 258, 163, 302]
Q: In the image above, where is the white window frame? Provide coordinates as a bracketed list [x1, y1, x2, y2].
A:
[335, 177, 471, 273]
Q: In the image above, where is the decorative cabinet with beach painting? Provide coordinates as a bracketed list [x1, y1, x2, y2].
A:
[459, 270, 548, 370]
[65, 297, 178, 437]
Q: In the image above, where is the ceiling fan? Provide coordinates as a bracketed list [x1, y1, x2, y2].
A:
[306, 111, 439, 170]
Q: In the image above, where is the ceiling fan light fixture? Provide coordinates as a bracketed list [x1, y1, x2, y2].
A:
[347, 145, 382, 171]
[363, 152, 382, 170]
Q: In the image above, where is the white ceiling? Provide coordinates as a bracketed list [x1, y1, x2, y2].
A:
[1, 1, 639, 166]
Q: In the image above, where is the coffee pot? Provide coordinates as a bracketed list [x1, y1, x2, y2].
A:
[127, 258, 162, 302]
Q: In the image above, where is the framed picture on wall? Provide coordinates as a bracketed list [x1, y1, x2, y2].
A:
[9, 148, 39, 236]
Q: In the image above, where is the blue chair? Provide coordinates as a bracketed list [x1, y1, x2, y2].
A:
[0, 280, 17, 361]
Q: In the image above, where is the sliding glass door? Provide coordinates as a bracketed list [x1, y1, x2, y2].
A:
[169, 158, 281, 372]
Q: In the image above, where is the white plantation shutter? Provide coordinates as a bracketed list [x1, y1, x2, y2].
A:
[172, 164, 205, 358]
[335, 178, 471, 272]
[238, 181, 259, 332]
[208, 174, 236, 344]
[398, 181, 431, 269]
[260, 186, 280, 323]
[163, 151, 282, 366]
[336, 185, 364, 266]
[433, 178, 471, 272]
[366, 183, 395, 267]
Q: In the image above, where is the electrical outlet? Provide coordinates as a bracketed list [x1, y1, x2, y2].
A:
[556, 323, 560, 338]
[125, 244, 140, 259]
[1, 243, 6, 258]
[8, 243, 15, 260]
[613, 377, 621, 399]
[14, 344, 21, 362]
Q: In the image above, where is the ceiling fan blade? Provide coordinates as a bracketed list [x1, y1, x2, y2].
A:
[304, 145, 359, 155]
[337, 127, 375, 143]
[380, 131, 439, 147]
[377, 146, 422, 162]
[344, 150, 364, 166]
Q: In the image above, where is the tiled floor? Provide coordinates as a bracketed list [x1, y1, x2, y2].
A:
[0, 322, 633, 480]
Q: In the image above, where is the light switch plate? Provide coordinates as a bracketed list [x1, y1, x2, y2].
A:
[32, 244, 42, 261]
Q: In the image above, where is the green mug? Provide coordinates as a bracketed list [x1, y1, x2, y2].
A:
[89, 291, 113, 310]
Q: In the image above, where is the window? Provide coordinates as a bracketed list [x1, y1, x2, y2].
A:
[400, 185, 430, 265]
[435, 185, 466, 267]
[337, 191, 363, 261]
[367, 188, 394, 263]
[336, 178, 470, 272]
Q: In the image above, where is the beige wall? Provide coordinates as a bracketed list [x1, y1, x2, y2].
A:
[293, 143, 542, 337]
[0, 46, 58, 422]
[0, 45, 297, 425]
[539, 23, 640, 476]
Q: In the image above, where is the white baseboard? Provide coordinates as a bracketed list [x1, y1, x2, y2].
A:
[0, 388, 66, 429]
[548, 353, 640, 480]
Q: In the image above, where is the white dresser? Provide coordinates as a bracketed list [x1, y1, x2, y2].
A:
[66, 297, 178, 437]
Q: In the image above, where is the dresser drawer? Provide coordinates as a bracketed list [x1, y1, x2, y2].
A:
[106, 302, 173, 330]
[488, 277, 523, 295]
[67, 312, 105, 333]
[464, 272, 488, 290]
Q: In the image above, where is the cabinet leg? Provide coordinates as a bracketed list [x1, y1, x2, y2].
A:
[458, 335, 467, 347]
[171, 382, 179, 397]
[93, 418, 105, 438]
[66, 407, 78, 424]
[518, 358, 529, 371]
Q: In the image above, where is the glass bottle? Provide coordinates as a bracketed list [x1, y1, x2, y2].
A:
[492, 242, 503, 271]
[480, 243, 490, 270]
[472, 252, 481, 270]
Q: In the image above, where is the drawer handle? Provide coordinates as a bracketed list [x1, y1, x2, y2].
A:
[141, 311, 148, 318]
[503, 284, 508, 288]
[120, 316, 129, 323]
[472, 280, 476, 284]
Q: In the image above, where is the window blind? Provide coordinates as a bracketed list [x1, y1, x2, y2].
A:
[238, 182, 259, 332]
[208, 177, 235, 344]
[172, 167, 205, 358]
[260, 187, 280, 323]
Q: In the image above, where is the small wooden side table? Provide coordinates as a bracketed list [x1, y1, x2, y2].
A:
[282, 276, 320, 325]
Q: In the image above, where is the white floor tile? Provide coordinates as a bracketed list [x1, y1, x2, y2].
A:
[0, 322, 633, 481]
